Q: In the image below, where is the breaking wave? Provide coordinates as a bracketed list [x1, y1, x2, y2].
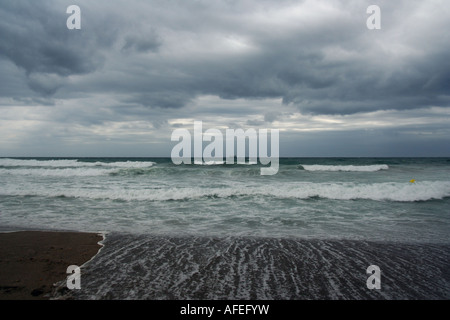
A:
[300, 164, 389, 172]
[3, 181, 449, 203]
[0, 158, 156, 176]
[0, 158, 156, 168]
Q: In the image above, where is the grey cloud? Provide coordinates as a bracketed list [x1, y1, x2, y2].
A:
[151, 119, 168, 129]
[120, 0, 448, 114]
[264, 112, 279, 123]
[246, 119, 265, 126]
[1, 0, 449, 118]
[26, 73, 65, 96]
[123, 92, 193, 109]
[11, 96, 56, 107]
[0, 1, 108, 77]
[0, 0, 119, 97]
[122, 33, 161, 53]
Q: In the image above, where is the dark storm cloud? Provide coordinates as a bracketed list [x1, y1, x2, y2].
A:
[0, 1, 105, 76]
[26, 73, 65, 96]
[1, 0, 449, 116]
[123, 92, 193, 109]
[121, 33, 161, 53]
[0, 0, 118, 96]
[112, 0, 449, 114]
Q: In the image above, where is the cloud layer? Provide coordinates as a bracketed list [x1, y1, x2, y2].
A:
[0, 0, 449, 156]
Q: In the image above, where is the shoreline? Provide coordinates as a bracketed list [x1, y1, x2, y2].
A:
[1, 229, 449, 300]
[70, 233, 450, 300]
[0, 230, 104, 300]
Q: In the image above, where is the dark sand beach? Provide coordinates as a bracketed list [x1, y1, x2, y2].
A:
[0, 231, 103, 300]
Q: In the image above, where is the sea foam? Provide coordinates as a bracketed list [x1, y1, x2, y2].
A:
[0, 158, 155, 168]
[2, 181, 449, 202]
[300, 164, 389, 172]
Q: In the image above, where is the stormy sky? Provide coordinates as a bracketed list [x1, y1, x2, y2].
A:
[0, 0, 449, 157]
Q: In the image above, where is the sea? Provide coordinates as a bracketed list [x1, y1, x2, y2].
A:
[0, 157, 449, 299]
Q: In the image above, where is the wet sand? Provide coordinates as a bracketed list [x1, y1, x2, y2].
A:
[2, 230, 449, 300]
[0, 231, 103, 300]
[67, 234, 450, 300]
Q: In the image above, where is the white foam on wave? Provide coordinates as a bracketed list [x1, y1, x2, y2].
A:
[0, 158, 81, 167]
[95, 161, 156, 168]
[3, 181, 449, 202]
[194, 160, 225, 165]
[0, 158, 155, 168]
[300, 164, 389, 172]
[0, 168, 115, 177]
[0, 159, 156, 177]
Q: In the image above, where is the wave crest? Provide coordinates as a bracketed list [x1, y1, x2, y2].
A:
[0, 159, 156, 176]
[0, 158, 156, 168]
[300, 164, 389, 172]
[3, 181, 449, 203]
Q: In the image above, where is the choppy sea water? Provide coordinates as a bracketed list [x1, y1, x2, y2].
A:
[1, 157, 449, 242]
[1, 157, 449, 299]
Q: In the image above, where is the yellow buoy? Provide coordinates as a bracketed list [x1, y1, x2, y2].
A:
[410, 179, 416, 183]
